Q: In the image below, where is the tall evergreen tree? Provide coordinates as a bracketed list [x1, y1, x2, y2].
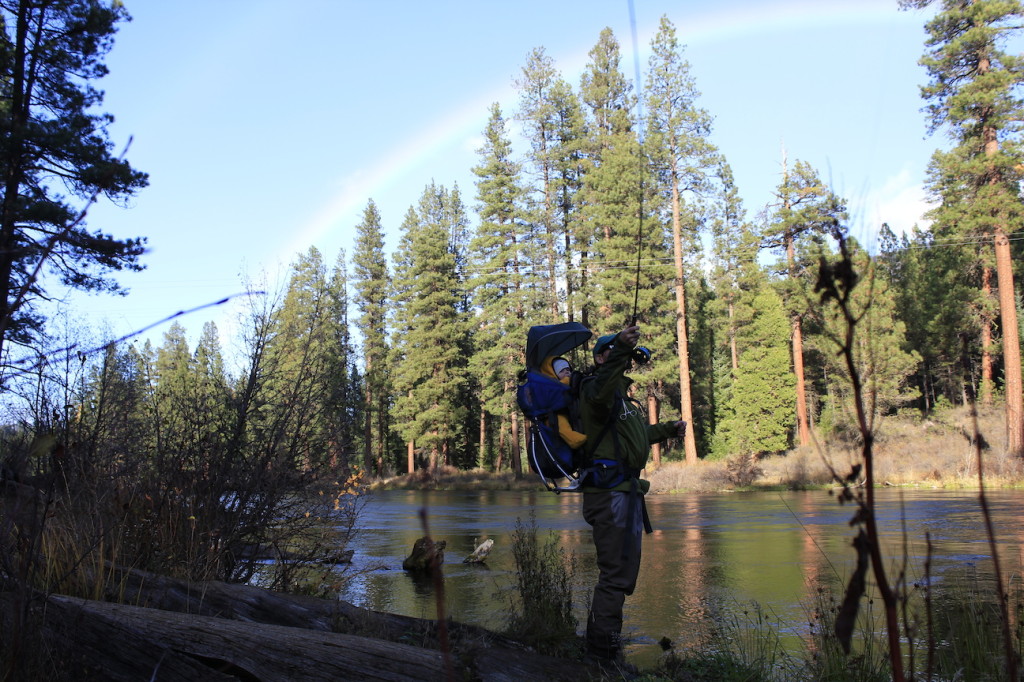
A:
[327, 249, 361, 467]
[514, 48, 587, 320]
[812, 242, 921, 435]
[0, 0, 148, 367]
[578, 27, 663, 330]
[266, 246, 344, 469]
[469, 103, 529, 475]
[713, 288, 794, 457]
[879, 224, 975, 408]
[351, 200, 392, 475]
[762, 157, 847, 448]
[390, 183, 471, 472]
[902, 0, 1024, 455]
[645, 15, 720, 463]
[576, 28, 681, 466]
[152, 321, 195, 462]
[514, 47, 560, 318]
[707, 161, 765, 453]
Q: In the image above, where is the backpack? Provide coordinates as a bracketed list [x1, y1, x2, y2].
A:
[516, 366, 630, 493]
[517, 321, 631, 493]
[516, 368, 584, 491]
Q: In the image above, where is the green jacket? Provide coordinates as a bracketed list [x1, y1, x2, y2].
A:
[578, 337, 677, 493]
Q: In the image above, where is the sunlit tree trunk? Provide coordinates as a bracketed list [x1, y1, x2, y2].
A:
[787, 234, 811, 447]
[981, 266, 994, 406]
[671, 184, 698, 464]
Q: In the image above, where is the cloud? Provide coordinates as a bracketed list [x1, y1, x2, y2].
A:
[851, 167, 935, 250]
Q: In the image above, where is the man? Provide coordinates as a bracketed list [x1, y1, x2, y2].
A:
[578, 324, 686, 663]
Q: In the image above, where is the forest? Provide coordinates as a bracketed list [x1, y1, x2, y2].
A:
[2, 3, 1023, 490]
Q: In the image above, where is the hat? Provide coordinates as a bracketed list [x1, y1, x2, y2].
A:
[593, 334, 618, 358]
[552, 357, 570, 375]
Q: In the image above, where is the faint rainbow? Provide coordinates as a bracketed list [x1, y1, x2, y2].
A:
[284, 1, 915, 256]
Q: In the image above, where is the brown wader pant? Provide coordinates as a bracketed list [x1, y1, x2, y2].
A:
[582, 488, 644, 659]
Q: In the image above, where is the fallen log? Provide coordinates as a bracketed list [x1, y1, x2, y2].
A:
[4, 566, 598, 681]
[24, 592, 450, 681]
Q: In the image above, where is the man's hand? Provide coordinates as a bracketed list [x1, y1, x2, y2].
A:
[618, 325, 640, 348]
[673, 420, 687, 438]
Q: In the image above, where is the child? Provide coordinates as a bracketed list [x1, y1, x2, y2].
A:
[541, 356, 587, 449]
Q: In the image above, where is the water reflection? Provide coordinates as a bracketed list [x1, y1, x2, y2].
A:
[339, 488, 1023, 667]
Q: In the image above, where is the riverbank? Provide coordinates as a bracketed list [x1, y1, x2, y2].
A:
[369, 405, 1024, 493]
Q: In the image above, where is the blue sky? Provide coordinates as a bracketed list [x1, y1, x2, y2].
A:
[55, 0, 941, 356]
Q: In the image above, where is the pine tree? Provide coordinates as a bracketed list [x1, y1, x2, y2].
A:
[390, 183, 470, 472]
[578, 27, 662, 330]
[879, 224, 975, 409]
[577, 27, 678, 462]
[0, 0, 148, 365]
[469, 103, 529, 475]
[812, 242, 921, 435]
[152, 321, 195, 462]
[266, 246, 344, 469]
[514, 48, 587, 320]
[193, 321, 231, 448]
[762, 158, 847, 447]
[76, 341, 151, 479]
[713, 288, 794, 457]
[351, 200, 392, 475]
[708, 162, 762, 375]
[706, 161, 765, 453]
[902, 0, 1024, 454]
[645, 15, 720, 463]
[327, 249, 361, 468]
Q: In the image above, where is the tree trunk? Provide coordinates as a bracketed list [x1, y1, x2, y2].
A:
[670, 182, 698, 464]
[981, 265, 994, 406]
[496, 416, 506, 472]
[406, 440, 414, 475]
[364, 377, 374, 471]
[510, 410, 523, 478]
[478, 408, 487, 469]
[792, 313, 811, 447]
[728, 299, 739, 372]
[648, 393, 661, 467]
[995, 228, 1024, 456]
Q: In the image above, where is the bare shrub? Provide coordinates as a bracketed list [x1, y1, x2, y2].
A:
[725, 453, 764, 488]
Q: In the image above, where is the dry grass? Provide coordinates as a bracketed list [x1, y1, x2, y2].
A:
[648, 405, 1024, 493]
[368, 466, 540, 491]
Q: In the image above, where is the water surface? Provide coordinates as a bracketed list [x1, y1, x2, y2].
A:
[339, 488, 1023, 666]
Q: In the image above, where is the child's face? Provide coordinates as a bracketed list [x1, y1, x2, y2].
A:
[557, 366, 571, 380]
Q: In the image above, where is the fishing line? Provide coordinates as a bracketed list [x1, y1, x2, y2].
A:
[777, 491, 843, 582]
[8, 290, 266, 374]
[626, 0, 643, 325]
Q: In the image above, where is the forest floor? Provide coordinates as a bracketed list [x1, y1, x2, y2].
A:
[369, 404, 1024, 493]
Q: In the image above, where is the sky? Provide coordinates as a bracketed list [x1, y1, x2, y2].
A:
[48, 0, 945, 360]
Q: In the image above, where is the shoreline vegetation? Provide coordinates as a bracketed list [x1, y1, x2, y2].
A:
[3, 405, 1022, 681]
[370, 405, 1023, 494]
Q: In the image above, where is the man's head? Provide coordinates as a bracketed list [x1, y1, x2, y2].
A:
[593, 334, 617, 364]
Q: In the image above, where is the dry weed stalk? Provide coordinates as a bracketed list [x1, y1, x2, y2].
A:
[814, 232, 905, 680]
[960, 337, 1019, 680]
[815, 231, 1020, 681]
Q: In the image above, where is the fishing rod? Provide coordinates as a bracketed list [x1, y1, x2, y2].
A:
[626, 0, 652, 366]
[628, 0, 644, 328]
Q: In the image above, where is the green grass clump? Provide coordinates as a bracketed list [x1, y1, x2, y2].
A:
[503, 513, 582, 657]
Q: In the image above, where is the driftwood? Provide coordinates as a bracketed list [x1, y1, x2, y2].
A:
[2, 566, 597, 681]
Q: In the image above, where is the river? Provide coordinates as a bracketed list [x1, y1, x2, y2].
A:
[336, 488, 1023, 668]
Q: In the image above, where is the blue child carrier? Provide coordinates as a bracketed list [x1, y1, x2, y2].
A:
[516, 322, 592, 492]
